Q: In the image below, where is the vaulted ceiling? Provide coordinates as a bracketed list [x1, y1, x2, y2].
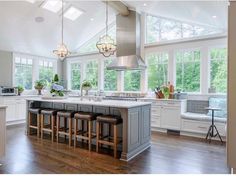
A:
[0, 1, 228, 58]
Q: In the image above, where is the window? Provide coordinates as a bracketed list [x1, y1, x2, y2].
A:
[79, 24, 116, 54]
[70, 63, 81, 90]
[14, 57, 33, 89]
[104, 59, 117, 91]
[147, 53, 168, 90]
[85, 60, 98, 89]
[209, 48, 227, 93]
[176, 50, 200, 92]
[124, 70, 141, 91]
[39, 60, 54, 83]
[146, 15, 223, 44]
[64, 6, 83, 21]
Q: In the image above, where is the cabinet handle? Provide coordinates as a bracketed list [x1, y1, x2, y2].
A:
[198, 126, 207, 129]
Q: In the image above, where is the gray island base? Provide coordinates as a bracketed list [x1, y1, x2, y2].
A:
[25, 98, 152, 161]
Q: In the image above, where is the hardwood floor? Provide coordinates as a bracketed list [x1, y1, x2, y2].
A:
[0, 125, 230, 174]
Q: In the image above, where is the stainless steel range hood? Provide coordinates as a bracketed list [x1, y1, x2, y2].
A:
[107, 10, 146, 70]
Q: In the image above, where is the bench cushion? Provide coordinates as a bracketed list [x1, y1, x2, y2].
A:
[207, 97, 227, 118]
[181, 112, 227, 123]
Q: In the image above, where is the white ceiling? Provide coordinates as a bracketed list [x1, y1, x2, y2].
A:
[0, 1, 228, 58]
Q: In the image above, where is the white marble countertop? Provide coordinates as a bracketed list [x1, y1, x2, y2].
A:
[25, 97, 152, 108]
[138, 97, 187, 102]
[0, 105, 7, 109]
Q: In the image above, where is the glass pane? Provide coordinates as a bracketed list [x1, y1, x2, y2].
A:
[210, 48, 227, 93]
[147, 53, 168, 90]
[85, 60, 98, 89]
[146, 15, 160, 43]
[14, 62, 32, 89]
[104, 59, 117, 91]
[124, 70, 141, 91]
[71, 63, 81, 90]
[175, 50, 200, 92]
[160, 19, 181, 41]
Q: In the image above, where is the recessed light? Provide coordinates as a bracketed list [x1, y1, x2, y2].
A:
[143, 3, 147, 6]
[64, 6, 83, 21]
[90, 18, 94, 21]
[212, 15, 217, 19]
[35, 16, 44, 23]
[42, 1, 63, 13]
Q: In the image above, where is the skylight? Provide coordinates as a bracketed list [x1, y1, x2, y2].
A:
[64, 6, 83, 21]
[42, 1, 63, 13]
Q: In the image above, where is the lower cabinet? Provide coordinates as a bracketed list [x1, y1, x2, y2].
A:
[3, 97, 26, 123]
[139, 99, 186, 131]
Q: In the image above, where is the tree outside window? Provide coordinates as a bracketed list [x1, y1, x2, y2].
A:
[124, 70, 141, 91]
[147, 53, 168, 90]
[14, 57, 33, 90]
[104, 59, 117, 91]
[176, 50, 200, 92]
[210, 48, 227, 93]
[71, 63, 81, 90]
[39, 61, 54, 83]
[85, 60, 98, 89]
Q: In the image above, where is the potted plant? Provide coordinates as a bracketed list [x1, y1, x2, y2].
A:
[161, 85, 170, 99]
[81, 80, 92, 96]
[17, 85, 24, 96]
[34, 80, 46, 95]
[50, 74, 65, 97]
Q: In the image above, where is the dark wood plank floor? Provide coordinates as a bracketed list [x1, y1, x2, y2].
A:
[0, 125, 230, 174]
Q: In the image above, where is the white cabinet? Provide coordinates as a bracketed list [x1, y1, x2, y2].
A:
[161, 106, 181, 130]
[138, 98, 187, 131]
[1, 97, 27, 123]
[0, 106, 6, 158]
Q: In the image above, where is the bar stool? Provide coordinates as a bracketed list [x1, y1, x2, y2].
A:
[28, 108, 42, 137]
[96, 115, 122, 158]
[56, 110, 75, 146]
[41, 109, 58, 142]
[74, 112, 100, 151]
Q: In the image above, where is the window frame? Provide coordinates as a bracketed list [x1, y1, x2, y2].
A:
[13, 53, 57, 90]
[174, 48, 201, 93]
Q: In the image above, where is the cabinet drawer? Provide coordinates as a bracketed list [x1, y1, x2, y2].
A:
[151, 116, 160, 127]
[162, 101, 180, 107]
[151, 107, 161, 116]
[181, 119, 226, 136]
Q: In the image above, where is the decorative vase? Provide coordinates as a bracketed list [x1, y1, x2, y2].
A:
[82, 86, 91, 95]
[37, 89, 42, 95]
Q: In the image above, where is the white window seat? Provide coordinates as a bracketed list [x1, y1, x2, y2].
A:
[181, 112, 227, 123]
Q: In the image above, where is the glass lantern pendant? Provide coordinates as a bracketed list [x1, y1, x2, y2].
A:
[53, 0, 70, 60]
[96, 1, 116, 57]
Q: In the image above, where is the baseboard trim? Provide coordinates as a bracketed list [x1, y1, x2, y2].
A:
[6, 120, 25, 128]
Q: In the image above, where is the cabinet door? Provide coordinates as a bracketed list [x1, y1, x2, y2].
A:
[5, 103, 16, 122]
[15, 100, 26, 120]
[161, 106, 181, 130]
[151, 105, 161, 127]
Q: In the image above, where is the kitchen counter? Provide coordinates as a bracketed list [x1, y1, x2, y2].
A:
[138, 97, 187, 102]
[25, 97, 151, 108]
[25, 97, 152, 161]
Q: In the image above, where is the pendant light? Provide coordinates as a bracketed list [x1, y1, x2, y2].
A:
[96, 1, 116, 57]
[53, 0, 70, 60]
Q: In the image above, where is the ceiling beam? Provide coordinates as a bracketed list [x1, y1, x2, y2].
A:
[104, 1, 130, 16]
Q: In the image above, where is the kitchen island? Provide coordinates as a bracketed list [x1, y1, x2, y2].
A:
[25, 97, 152, 161]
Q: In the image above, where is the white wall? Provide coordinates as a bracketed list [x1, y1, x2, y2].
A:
[0, 50, 13, 87]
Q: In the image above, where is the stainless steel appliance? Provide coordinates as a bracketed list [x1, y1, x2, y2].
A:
[0, 86, 18, 96]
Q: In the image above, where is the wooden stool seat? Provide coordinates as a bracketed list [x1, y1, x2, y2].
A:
[96, 115, 122, 158]
[28, 108, 42, 137]
[56, 111, 76, 146]
[74, 112, 101, 151]
[41, 109, 58, 141]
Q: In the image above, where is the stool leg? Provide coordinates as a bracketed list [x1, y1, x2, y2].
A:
[81, 120, 84, 143]
[41, 114, 44, 139]
[74, 119, 78, 147]
[88, 120, 92, 151]
[37, 114, 40, 138]
[57, 116, 60, 143]
[96, 122, 99, 153]
[114, 124, 117, 158]
[51, 115, 54, 142]
[69, 118, 72, 146]
[64, 118, 67, 141]
[28, 112, 31, 135]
